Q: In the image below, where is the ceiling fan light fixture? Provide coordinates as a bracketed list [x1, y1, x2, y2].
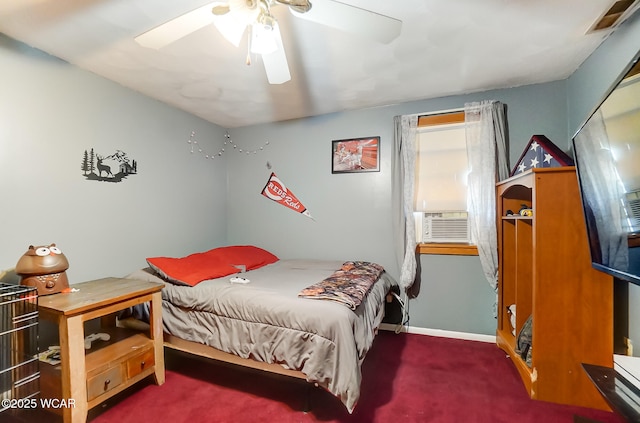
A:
[257, 11, 276, 30]
[250, 15, 278, 54]
[213, 15, 247, 47]
[229, 0, 261, 25]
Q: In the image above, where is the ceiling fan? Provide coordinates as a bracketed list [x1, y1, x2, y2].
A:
[134, 0, 402, 85]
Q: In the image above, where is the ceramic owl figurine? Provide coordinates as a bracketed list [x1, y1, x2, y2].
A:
[16, 243, 70, 295]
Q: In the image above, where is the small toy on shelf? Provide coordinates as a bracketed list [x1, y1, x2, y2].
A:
[519, 204, 533, 217]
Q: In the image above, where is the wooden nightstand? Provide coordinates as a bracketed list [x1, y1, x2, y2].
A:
[38, 277, 165, 423]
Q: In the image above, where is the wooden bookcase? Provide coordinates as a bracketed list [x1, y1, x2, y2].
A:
[496, 167, 613, 410]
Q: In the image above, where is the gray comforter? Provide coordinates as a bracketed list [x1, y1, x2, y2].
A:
[126, 259, 395, 412]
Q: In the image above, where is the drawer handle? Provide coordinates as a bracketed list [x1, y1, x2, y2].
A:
[140, 361, 146, 368]
[104, 379, 111, 390]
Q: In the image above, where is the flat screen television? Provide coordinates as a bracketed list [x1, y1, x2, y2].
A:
[572, 53, 640, 285]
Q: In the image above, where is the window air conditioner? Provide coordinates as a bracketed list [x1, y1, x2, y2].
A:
[422, 211, 470, 243]
[626, 190, 640, 231]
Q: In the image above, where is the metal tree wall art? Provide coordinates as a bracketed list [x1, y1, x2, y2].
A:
[81, 148, 138, 183]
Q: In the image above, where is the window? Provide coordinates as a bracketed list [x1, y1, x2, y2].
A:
[415, 121, 468, 212]
[414, 111, 478, 255]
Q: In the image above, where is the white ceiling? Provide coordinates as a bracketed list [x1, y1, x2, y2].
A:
[0, 0, 630, 128]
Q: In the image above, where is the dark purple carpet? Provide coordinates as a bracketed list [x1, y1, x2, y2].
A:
[82, 331, 624, 423]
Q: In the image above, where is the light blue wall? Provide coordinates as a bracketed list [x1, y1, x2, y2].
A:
[0, 34, 228, 283]
[225, 81, 568, 335]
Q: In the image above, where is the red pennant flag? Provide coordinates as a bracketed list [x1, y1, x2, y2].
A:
[261, 173, 314, 219]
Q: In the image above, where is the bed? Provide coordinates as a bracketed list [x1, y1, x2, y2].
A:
[123, 246, 396, 413]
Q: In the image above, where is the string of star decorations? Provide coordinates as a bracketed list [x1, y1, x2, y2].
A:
[187, 130, 270, 159]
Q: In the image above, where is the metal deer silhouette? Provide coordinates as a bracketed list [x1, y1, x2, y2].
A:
[96, 155, 113, 177]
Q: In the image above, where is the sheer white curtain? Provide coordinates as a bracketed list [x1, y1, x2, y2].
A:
[575, 110, 628, 270]
[392, 115, 418, 290]
[464, 101, 509, 309]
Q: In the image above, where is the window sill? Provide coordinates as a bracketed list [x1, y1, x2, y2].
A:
[417, 243, 478, 256]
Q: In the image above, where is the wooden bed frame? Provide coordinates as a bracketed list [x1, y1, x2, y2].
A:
[118, 317, 309, 381]
[163, 333, 315, 411]
[163, 333, 308, 380]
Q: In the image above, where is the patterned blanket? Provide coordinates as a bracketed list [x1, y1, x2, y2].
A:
[298, 261, 385, 310]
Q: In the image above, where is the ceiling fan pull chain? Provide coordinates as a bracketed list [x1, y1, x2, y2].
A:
[246, 25, 253, 66]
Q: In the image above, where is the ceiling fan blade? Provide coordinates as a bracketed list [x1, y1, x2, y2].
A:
[291, 0, 401, 44]
[261, 24, 291, 84]
[135, 2, 222, 50]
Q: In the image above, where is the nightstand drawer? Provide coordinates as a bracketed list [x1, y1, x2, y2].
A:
[126, 348, 155, 379]
[87, 366, 122, 401]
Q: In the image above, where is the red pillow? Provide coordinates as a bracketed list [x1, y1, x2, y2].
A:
[146, 251, 240, 286]
[146, 246, 278, 286]
[215, 245, 279, 271]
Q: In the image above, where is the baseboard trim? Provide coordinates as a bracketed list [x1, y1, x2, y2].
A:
[379, 323, 496, 344]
